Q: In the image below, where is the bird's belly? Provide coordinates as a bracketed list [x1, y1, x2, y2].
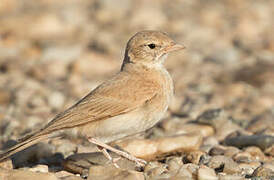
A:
[78, 107, 167, 143]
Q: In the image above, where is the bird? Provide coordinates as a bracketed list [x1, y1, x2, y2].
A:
[0, 30, 185, 168]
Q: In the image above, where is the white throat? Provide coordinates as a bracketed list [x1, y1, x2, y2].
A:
[143, 54, 168, 69]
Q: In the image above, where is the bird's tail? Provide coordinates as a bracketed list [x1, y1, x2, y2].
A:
[0, 132, 49, 162]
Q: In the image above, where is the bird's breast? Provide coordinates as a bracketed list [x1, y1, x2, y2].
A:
[139, 67, 174, 129]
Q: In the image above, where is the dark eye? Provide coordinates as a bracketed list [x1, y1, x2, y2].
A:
[148, 43, 156, 49]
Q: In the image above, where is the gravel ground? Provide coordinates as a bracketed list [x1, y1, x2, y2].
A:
[0, 0, 273, 179]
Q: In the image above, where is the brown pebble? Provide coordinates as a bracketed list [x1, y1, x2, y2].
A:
[88, 164, 144, 180]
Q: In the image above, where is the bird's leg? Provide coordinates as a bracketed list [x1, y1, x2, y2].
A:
[88, 137, 147, 167]
[96, 146, 120, 168]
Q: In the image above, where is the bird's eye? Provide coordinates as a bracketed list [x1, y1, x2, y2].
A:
[148, 43, 156, 49]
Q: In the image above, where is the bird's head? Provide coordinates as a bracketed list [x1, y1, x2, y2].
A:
[122, 31, 185, 68]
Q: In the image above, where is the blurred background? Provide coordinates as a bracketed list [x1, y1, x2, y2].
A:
[0, 0, 273, 175]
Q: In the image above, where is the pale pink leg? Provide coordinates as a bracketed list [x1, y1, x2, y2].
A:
[88, 137, 147, 167]
[99, 147, 120, 168]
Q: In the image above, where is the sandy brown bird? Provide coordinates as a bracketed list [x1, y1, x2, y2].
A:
[0, 30, 185, 167]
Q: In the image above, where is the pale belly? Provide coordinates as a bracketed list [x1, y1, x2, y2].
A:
[77, 105, 168, 143]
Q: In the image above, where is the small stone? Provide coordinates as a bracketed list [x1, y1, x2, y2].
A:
[252, 165, 274, 179]
[263, 163, 274, 172]
[12, 143, 54, 168]
[244, 146, 266, 161]
[238, 161, 261, 176]
[166, 123, 215, 138]
[95, 0, 131, 24]
[0, 168, 9, 180]
[233, 151, 252, 163]
[144, 161, 168, 179]
[200, 136, 219, 153]
[130, 3, 166, 29]
[223, 146, 241, 158]
[45, 60, 69, 80]
[0, 88, 11, 105]
[0, 168, 58, 180]
[60, 175, 83, 180]
[185, 150, 207, 165]
[88, 165, 144, 180]
[29, 14, 73, 39]
[198, 165, 218, 180]
[63, 152, 136, 176]
[54, 170, 76, 178]
[0, 159, 13, 169]
[264, 145, 274, 157]
[27, 164, 48, 173]
[247, 111, 274, 134]
[71, 52, 119, 78]
[218, 174, 245, 180]
[25, 116, 43, 130]
[53, 139, 77, 157]
[205, 48, 240, 65]
[195, 109, 225, 129]
[117, 133, 203, 161]
[224, 134, 274, 150]
[166, 157, 183, 174]
[195, 109, 242, 140]
[209, 146, 225, 156]
[42, 46, 82, 63]
[207, 155, 241, 174]
[177, 163, 199, 179]
[209, 145, 240, 158]
[48, 91, 65, 110]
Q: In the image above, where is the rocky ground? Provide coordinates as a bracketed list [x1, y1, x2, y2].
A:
[0, 0, 274, 179]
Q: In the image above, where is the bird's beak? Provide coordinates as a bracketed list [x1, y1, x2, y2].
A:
[165, 43, 186, 53]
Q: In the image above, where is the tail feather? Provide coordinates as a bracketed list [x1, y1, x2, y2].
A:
[0, 134, 49, 162]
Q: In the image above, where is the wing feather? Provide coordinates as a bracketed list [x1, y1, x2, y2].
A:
[38, 71, 160, 135]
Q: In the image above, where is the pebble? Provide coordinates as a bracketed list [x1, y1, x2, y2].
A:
[63, 152, 136, 176]
[0, 168, 58, 180]
[144, 161, 169, 179]
[185, 150, 207, 165]
[244, 146, 266, 161]
[251, 165, 274, 179]
[177, 163, 199, 179]
[0, 159, 13, 169]
[27, 164, 48, 173]
[207, 155, 241, 174]
[60, 175, 83, 180]
[48, 91, 65, 110]
[54, 170, 78, 179]
[218, 174, 245, 180]
[0, 88, 11, 105]
[164, 122, 215, 138]
[71, 52, 119, 78]
[265, 145, 274, 156]
[195, 109, 242, 140]
[44, 60, 69, 80]
[233, 151, 253, 163]
[209, 146, 226, 156]
[238, 161, 261, 176]
[247, 111, 274, 134]
[117, 133, 203, 160]
[28, 14, 74, 40]
[198, 165, 218, 180]
[11, 142, 54, 168]
[224, 134, 274, 150]
[88, 164, 144, 180]
[166, 156, 183, 174]
[200, 136, 219, 153]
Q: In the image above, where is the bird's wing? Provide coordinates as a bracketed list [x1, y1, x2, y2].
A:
[39, 71, 160, 135]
